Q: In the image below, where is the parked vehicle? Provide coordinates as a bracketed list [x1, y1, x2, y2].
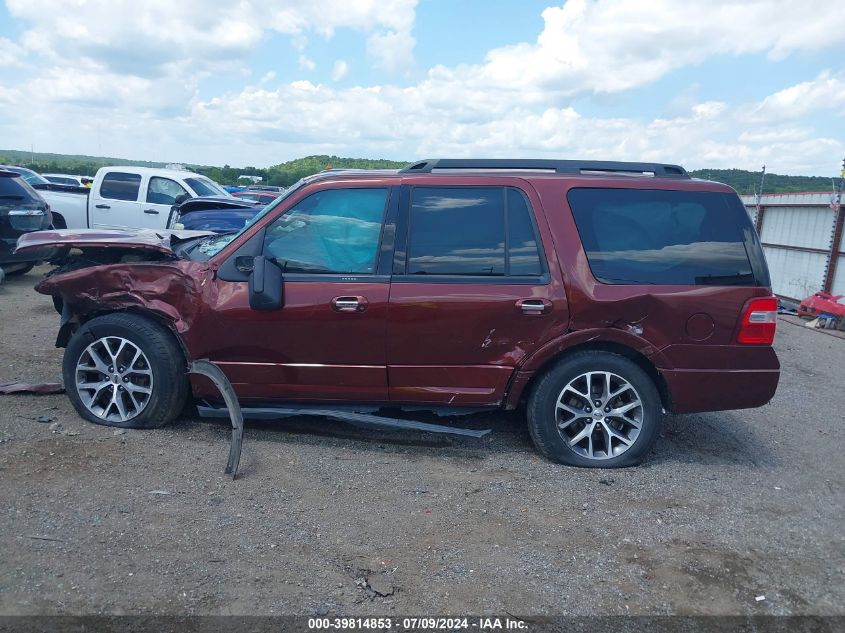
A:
[167, 196, 264, 233]
[16, 159, 779, 467]
[0, 165, 230, 230]
[232, 190, 282, 205]
[0, 170, 53, 276]
[246, 185, 285, 193]
[43, 174, 94, 187]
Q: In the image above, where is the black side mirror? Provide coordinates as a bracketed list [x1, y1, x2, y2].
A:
[249, 255, 284, 310]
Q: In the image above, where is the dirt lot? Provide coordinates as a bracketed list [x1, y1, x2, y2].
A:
[0, 266, 843, 617]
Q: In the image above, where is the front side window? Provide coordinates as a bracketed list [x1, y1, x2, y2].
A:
[406, 187, 544, 277]
[146, 177, 189, 205]
[263, 187, 388, 274]
[568, 188, 760, 285]
[100, 172, 142, 201]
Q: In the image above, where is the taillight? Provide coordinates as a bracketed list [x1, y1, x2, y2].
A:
[737, 297, 778, 344]
[44, 203, 53, 229]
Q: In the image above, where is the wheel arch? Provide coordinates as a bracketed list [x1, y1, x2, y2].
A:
[509, 338, 672, 412]
[64, 306, 192, 367]
[50, 212, 67, 229]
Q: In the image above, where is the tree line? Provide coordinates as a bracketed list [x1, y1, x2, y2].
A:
[1, 149, 839, 193]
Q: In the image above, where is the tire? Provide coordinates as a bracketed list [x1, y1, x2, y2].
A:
[5, 263, 35, 277]
[62, 312, 189, 429]
[51, 214, 67, 229]
[526, 351, 662, 467]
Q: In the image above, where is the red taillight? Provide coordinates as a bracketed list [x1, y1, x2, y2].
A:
[737, 297, 778, 344]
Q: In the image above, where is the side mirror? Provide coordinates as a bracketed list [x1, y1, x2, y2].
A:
[249, 255, 284, 310]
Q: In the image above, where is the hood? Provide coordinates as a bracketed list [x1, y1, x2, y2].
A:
[14, 228, 214, 255]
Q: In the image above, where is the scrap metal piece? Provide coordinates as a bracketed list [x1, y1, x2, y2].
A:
[188, 360, 243, 478]
[197, 403, 492, 438]
[0, 382, 65, 395]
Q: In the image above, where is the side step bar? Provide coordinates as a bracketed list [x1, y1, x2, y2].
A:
[189, 360, 492, 479]
[197, 403, 492, 438]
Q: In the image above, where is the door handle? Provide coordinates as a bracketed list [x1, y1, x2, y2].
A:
[331, 296, 368, 312]
[95, 204, 110, 209]
[143, 208, 160, 214]
[516, 298, 552, 315]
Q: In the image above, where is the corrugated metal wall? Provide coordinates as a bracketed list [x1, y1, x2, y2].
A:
[763, 248, 829, 299]
[741, 193, 842, 300]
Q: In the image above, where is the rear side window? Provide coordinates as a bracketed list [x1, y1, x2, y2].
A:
[100, 172, 142, 201]
[407, 187, 544, 277]
[568, 188, 762, 286]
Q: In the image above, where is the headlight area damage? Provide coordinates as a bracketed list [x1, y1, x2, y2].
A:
[15, 228, 216, 348]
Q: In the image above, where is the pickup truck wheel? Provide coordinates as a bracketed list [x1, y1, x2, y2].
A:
[526, 351, 662, 467]
[62, 313, 188, 429]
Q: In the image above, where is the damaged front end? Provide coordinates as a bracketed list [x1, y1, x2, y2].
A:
[15, 228, 216, 347]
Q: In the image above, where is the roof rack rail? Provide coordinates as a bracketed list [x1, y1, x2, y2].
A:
[400, 159, 689, 179]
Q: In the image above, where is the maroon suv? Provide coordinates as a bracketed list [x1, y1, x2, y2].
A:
[16, 159, 779, 467]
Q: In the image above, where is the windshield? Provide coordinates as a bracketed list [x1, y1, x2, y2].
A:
[192, 177, 310, 258]
[184, 177, 231, 198]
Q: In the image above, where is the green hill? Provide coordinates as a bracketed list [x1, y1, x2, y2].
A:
[688, 168, 837, 195]
[1, 148, 839, 192]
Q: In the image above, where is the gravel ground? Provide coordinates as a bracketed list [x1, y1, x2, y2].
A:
[0, 266, 843, 617]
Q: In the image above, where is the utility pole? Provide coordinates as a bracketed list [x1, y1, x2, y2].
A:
[822, 158, 845, 293]
[753, 165, 766, 235]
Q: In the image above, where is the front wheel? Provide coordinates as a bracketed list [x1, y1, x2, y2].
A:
[526, 351, 662, 467]
[62, 313, 188, 428]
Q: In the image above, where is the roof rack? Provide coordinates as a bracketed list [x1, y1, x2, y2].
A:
[400, 159, 689, 179]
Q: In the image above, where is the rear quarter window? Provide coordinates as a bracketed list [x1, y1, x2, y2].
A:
[0, 175, 41, 203]
[567, 188, 767, 286]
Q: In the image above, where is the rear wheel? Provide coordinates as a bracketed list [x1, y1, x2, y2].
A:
[62, 313, 188, 428]
[526, 351, 662, 467]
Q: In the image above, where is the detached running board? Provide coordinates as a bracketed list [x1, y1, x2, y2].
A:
[189, 360, 492, 479]
[198, 403, 492, 438]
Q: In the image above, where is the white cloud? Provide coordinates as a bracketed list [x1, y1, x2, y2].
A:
[750, 71, 845, 121]
[367, 29, 415, 72]
[0, 37, 25, 66]
[0, 0, 843, 175]
[415, 0, 845, 105]
[331, 60, 348, 82]
[5, 0, 418, 77]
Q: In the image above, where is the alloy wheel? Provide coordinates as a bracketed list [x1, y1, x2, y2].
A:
[554, 371, 643, 460]
[75, 336, 153, 423]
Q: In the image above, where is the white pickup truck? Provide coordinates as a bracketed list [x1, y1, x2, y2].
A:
[11, 166, 231, 230]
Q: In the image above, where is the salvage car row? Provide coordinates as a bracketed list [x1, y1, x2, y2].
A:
[0, 164, 274, 235]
